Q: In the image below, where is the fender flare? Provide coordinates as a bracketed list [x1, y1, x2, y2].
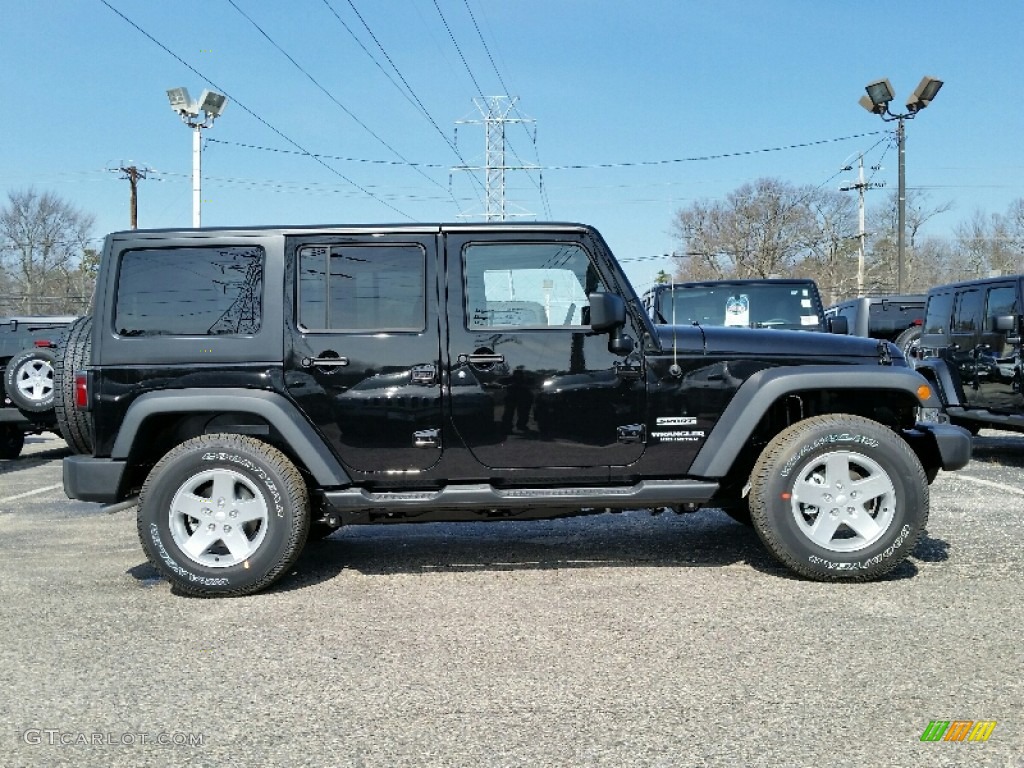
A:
[912, 358, 963, 407]
[111, 388, 351, 486]
[688, 365, 935, 478]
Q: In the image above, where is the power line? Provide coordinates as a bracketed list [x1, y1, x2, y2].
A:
[226, 0, 457, 208]
[98, 0, 414, 220]
[460, 0, 550, 217]
[207, 131, 884, 172]
[325, 0, 485, 206]
[432, 0, 487, 102]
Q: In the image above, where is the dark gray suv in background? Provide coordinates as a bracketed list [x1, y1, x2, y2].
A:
[914, 275, 1023, 434]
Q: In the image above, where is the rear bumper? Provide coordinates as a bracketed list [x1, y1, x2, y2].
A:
[63, 455, 127, 503]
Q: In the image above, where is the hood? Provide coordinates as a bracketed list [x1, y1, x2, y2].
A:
[654, 324, 901, 363]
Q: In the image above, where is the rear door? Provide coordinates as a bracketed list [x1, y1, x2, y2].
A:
[284, 232, 443, 474]
[445, 231, 646, 471]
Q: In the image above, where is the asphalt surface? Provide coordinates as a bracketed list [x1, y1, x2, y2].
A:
[0, 431, 1022, 768]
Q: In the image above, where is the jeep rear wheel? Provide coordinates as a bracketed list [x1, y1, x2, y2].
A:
[137, 434, 310, 596]
[748, 414, 927, 582]
[5, 347, 57, 413]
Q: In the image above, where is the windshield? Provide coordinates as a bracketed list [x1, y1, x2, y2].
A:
[654, 284, 823, 330]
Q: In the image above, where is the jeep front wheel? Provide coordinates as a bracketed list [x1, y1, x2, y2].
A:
[748, 414, 927, 582]
[137, 434, 310, 596]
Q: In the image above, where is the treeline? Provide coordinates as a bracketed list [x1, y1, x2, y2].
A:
[0, 189, 97, 317]
[670, 177, 1024, 303]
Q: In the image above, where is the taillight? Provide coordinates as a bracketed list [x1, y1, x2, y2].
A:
[74, 373, 89, 410]
[34, 339, 54, 348]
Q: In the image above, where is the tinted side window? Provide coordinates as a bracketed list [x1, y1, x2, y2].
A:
[986, 285, 1018, 320]
[463, 242, 606, 329]
[298, 244, 425, 332]
[952, 289, 984, 333]
[923, 292, 953, 335]
[115, 246, 264, 336]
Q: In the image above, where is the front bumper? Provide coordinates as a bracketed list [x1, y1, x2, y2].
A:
[904, 422, 973, 475]
[63, 455, 128, 503]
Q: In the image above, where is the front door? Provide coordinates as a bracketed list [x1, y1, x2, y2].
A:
[284, 233, 443, 474]
[974, 282, 1021, 413]
[445, 233, 646, 471]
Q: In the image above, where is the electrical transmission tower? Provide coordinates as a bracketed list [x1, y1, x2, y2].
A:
[454, 96, 539, 221]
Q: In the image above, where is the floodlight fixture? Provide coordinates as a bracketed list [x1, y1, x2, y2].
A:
[906, 76, 943, 112]
[855, 75, 943, 294]
[166, 85, 228, 228]
[198, 89, 228, 119]
[864, 78, 895, 108]
[859, 95, 884, 115]
[167, 87, 197, 117]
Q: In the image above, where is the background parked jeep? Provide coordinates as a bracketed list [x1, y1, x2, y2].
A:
[825, 294, 926, 358]
[1, 315, 78, 458]
[913, 275, 1023, 435]
[642, 278, 848, 334]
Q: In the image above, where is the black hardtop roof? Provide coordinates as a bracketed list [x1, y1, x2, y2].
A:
[106, 221, 596, 239]
[925, 274, 1024, 295]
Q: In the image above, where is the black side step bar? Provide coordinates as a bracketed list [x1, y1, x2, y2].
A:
[325, 479, 719, 515]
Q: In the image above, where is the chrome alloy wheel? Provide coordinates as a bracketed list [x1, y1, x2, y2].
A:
[15, 358, 54, 404]
[169, 468, 269, 567]
[789, 450, 897, 553]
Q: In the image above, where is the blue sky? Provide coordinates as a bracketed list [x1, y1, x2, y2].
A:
[3, 1, 1023, 294]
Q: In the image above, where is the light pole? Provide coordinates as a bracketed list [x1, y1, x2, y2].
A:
[167, 87, 228, 228]
[858, 76, 942, 294]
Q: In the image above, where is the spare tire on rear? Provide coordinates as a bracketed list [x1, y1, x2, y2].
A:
[4, 346, 57, 413]
[53, 316, 94, 455]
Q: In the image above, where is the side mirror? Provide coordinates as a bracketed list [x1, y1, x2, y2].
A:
[588, 292, 634, 356]
[828, 316, 849, 335]
[994, 315, 1017, 332]
[588, 292, 626, 332]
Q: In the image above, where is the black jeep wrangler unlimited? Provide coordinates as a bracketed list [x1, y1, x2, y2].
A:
[913, 274, 1023, 434]
[62, 223, 970, 596]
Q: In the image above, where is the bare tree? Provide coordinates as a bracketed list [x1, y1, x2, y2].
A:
[671, 178, 822, 281]
[0, 188, 96, 315]
[866, 190, 953, 293]
[797, 192, 858, 304]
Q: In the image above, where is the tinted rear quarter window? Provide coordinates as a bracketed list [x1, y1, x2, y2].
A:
[115, 246, 264, 336]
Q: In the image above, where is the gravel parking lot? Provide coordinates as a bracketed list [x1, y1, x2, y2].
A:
[1, 432, 1022, 768]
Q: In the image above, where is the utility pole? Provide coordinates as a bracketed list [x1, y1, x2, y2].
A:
[454, 96, 538, 220]
[840, 155, 884, 296]
[118, 166, 149, 229]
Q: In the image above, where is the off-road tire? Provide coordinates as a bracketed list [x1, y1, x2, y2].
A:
[53, 316, 93, 454]
[137, 433, 310, 597]
[4, 347, 57, 413]
[748, 414, 928, 582]
[0, 424, 25, 460]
